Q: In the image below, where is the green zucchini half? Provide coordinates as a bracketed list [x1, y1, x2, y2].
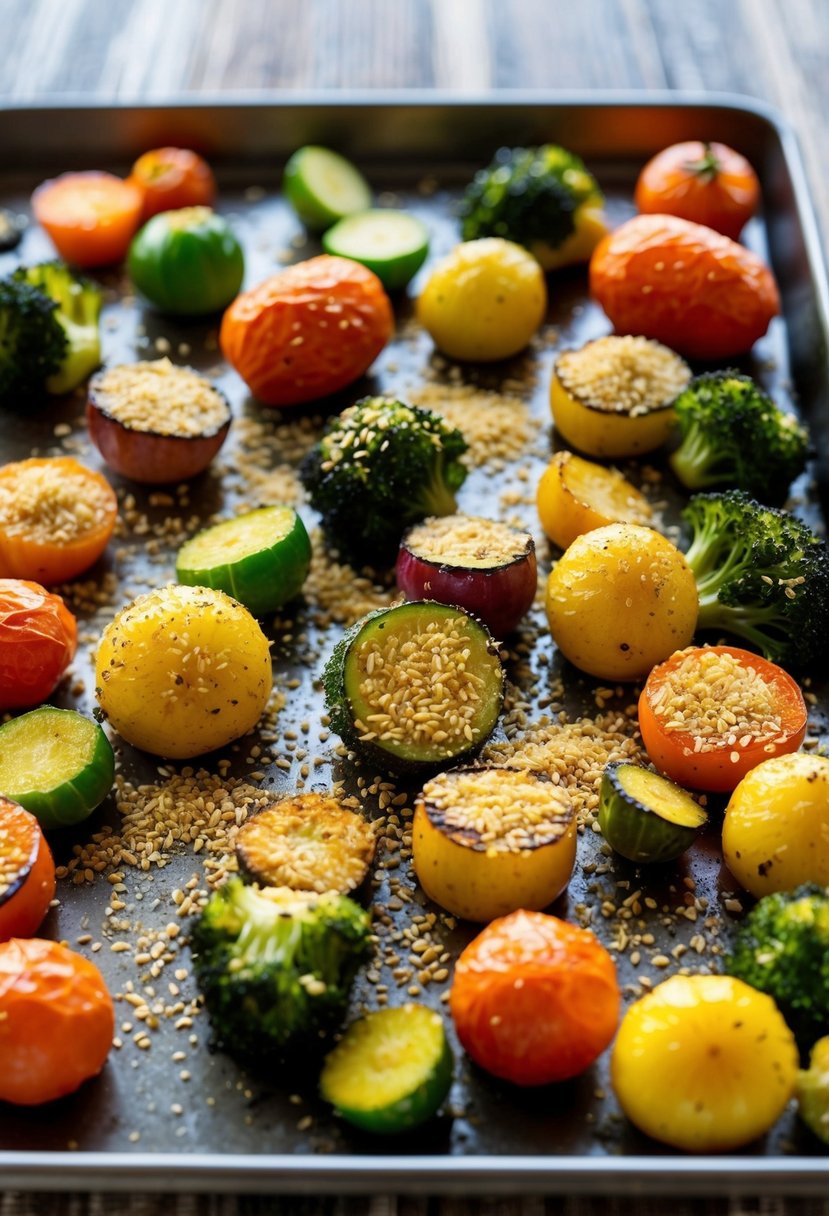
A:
[176, 505, 311, 616]
[598, 761, 707, 864]
[283, 146, 372, 233]
[322, 601, 504, 775]
[322, 210, 430, 290]
[0, 707, 115, 829]
[320, 1003, 453, 1134]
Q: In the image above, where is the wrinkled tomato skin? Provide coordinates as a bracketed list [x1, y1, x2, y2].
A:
[0, 580, 77, 711]
[450, 910, 620, 1086]
[220, 256, 394, 407]
[590, 214, 779, 360]
[635, 141, 760, 240]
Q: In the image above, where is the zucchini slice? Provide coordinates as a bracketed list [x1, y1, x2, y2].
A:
[176, 505, 311, 616]
[320, 1003, 453, 1133]
[235, 793, 376, 894]
[598, 761, 707, 864]
[322, 210, 429, 290]
[0, 707, 114, 829]
[323, 602, 504, 775]
[283, 146, 372, 233]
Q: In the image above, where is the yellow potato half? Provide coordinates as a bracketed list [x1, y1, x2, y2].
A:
[722, 752, 829, 898]
[545, 523, 698, 681]
[412, 767, 576, 923]
[611, 974, 798, 1152]
[536, 450, 652, 551]
[96, 584, 272, 759]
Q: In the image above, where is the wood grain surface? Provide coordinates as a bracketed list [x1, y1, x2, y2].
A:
[2, 1, 829, 1214]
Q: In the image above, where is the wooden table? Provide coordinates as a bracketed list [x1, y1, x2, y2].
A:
[1, 2, 828, 1214]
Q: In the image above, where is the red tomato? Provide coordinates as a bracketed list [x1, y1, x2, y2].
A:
[0, 579, 77, 710]
[220, 256, 394, 407]
[638, 645, 807, 793]
[128, 147, 216, 221]
[450, 910, 620, 1086]
[0, 937, 114, 1104]
[635, 141, 760, 240]
[590, 214, 779, 360]
[0, 798, 56, 942]
[32, 172, 143, 268]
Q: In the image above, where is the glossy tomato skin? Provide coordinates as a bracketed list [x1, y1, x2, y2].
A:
[0, 937, 114, 1104]
[32, 172, 143, 268]
[128, 147, 216, 221]
[638, 645, 807, 793]
[128, 207, 244, 315]
[0, 579, 77, 710]
[0, 798, 56, 941]
[635, 141, 760, 240]
[590, 214, 779, 360]
[450, 909, 620, 1086]
[220, 256, 394, 407]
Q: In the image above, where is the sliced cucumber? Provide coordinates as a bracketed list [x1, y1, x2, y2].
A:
[0, 708, 115, 829]
[320, 1003, 453, 1133]
[283, 146, 372, 233]
[323, 601, 504, 775]
[598, 761, 706, 864]
[322, 210, 430, 290]
[175, 506, 311, 616]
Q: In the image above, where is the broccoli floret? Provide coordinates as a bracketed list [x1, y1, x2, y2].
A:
[301, 396, 468, 565]
[13, 261, 102, 394]
[670, 372, 809, 505]
[726, 885, 829, 1050]
[191, 878, 371, 1063]
[458, 145, 602, 257]
[683, 490, 829, 671]
[0, 276, 67, 405]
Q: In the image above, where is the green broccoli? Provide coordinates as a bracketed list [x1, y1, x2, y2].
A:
[300, 396, 468, 565]
[0, 276, 67, 405]
[669, 372, 809, 505]
[13, 261, 102, 394]
[458, 145, 606, 270]
[726, 885, 829, 1051]
[190, 878, 371, 1062]
[683, 490, 829, 671]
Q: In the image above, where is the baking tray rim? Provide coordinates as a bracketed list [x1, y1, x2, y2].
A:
[0, 89, 827, 1195]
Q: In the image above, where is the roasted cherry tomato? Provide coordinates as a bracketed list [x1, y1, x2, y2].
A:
[590, 213, 779, 360]
[220, 255, 393, 407]
[32, 171, 143, 268]
[0, 578, 77, 710]
[128, 146, 216, 221]
[635, 141, 760, 240]
[638, 645, 807, 793]
[128, 206, 244, 315]
[0, 457, 118, 585]
[0, 798, 56, 942]
[450, 909, 619, 1086]
[0, 937, 114, 1104]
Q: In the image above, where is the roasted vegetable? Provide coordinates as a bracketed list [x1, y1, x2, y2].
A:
[322, 210, 429, 290]
[12, 262, 102, 394]
[191, 878, 371, 1061]
[669, 372, 808, 505]
[611, 974, 798, 1152]
[0, 796, 56, 941]
[458, 145, 607, 270]
[726, 884, 829, 1049]
[797, 1037, 829, 1144]
[598, 762, 706, 864]
[0, 276, 72, 406]
[301, 396, 468, 564]
[635, 141, 760, 240]
[536, 450, 652, 551]
[128, 146, 216, 221]
[0, 579, 77, 711]
[682, 490, 829, 671]
[32, 172, 142, 268]
[283, 146, 372, 233]
[128, 206, 244, 316]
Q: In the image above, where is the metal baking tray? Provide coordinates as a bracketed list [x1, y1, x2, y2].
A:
[1, 92, 828, 1196]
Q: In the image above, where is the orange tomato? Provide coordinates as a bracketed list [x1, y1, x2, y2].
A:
[635, 141, 760, 240]
[0, 578, 77, 710]
[220, 255, 394, 407]
[450, 910, 620, 1086]
[128, 147, 216, 221]
[589, 214, 779, 360]
[0, 798, 56, 942]
[0, 457, 118, 585]
[638, 645, 807, 793]
[32, 171, 143, 268]
[0, 937, 114, 1104]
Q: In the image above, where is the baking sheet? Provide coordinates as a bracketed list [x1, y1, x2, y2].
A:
[1, 93, 829, 1194]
